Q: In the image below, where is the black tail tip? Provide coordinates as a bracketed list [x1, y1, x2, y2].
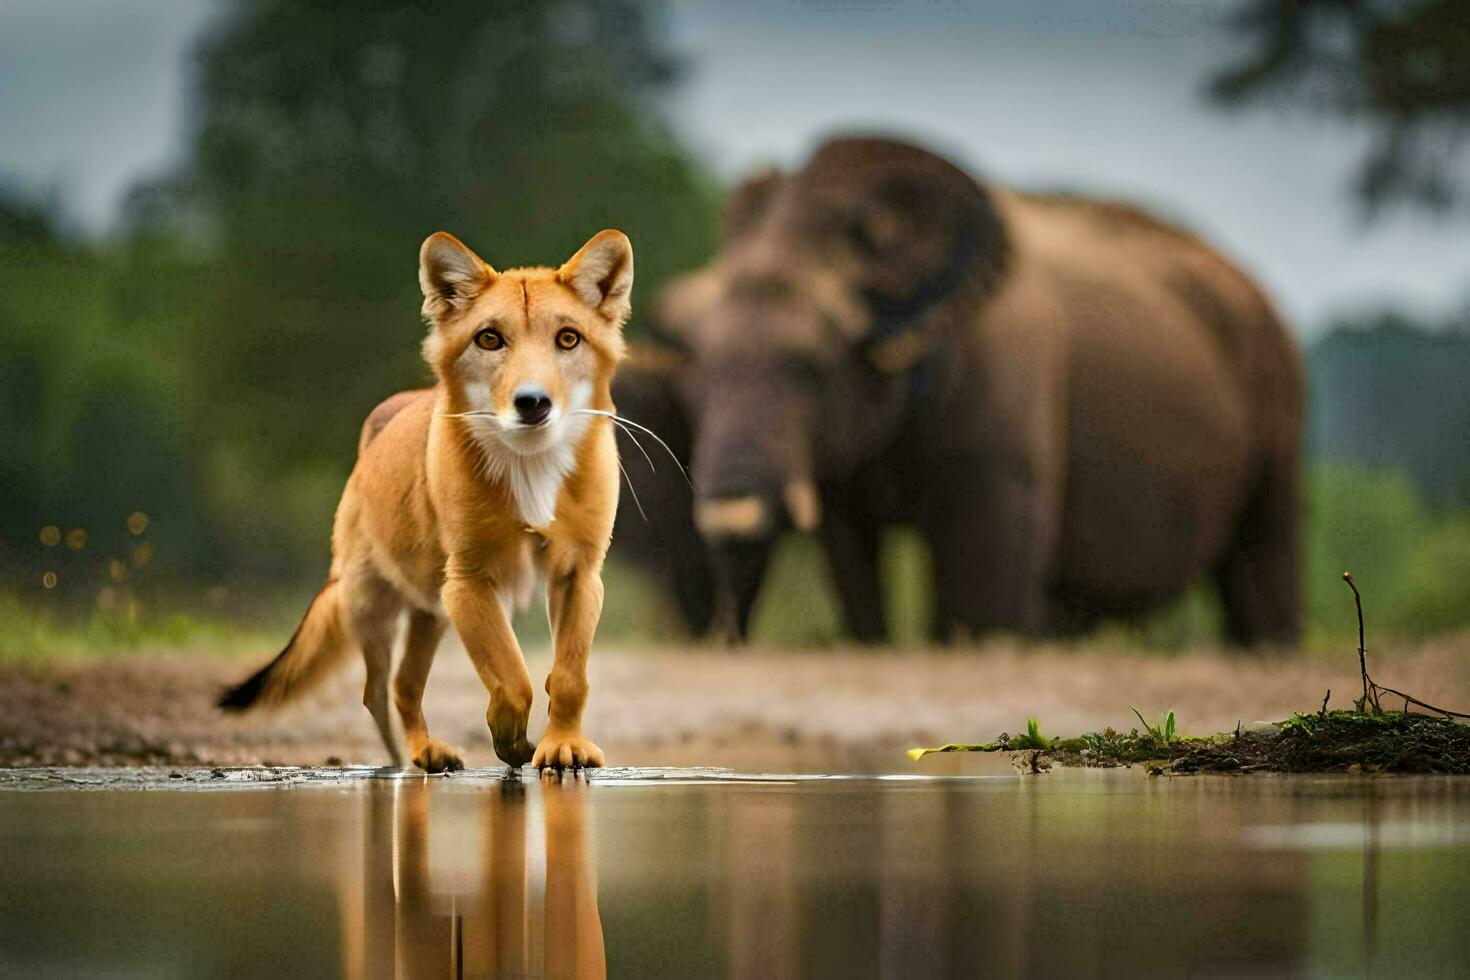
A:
[217, 665, 269, 711]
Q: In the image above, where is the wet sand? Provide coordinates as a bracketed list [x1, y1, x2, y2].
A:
[4, 632, 1467, 772]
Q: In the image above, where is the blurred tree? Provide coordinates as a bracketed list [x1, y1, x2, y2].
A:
[0, 196, 206, 594]
[1308, 308, 1470, 505]
[127, 0, 720, 580]
[1208, 0, 1470, 216]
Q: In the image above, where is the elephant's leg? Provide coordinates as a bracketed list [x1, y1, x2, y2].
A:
[818, 507, 887, 643]
[1044, 597, 1102, 640]
[710, 538, 775, 643]
[1215, 452, 1301, 647]
[924, 460, 1050, 641]
[668, 546, 716, 636]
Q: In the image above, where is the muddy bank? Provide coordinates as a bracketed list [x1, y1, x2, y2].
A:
[1164, 710, 1470, 774]
[918, 710, 1470, 775]
[2, 635, 1468, 771]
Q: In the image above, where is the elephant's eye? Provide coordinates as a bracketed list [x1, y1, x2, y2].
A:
[474, 329, 504, 351]
[556, 328, 582, 351]
[844, 215, 878, 254]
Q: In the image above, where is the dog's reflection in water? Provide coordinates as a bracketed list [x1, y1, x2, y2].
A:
[346, 771, 605, 979]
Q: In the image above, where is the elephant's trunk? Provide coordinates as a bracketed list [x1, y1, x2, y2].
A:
[691, 375, 820, 641]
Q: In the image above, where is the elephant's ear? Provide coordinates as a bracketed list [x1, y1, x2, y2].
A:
[859, 147, 1009, 313]
[799, 138, 1009, 320]
[724, 167, 784, 244]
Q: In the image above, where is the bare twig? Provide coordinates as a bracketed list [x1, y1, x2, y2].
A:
[1369, 684, 1470, 722]
[1342, 572, 1376, 711]
[1341, 571, 1470, 721]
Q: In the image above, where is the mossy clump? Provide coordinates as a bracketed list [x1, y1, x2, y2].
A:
[1166, 710, 1470, 775]
[909, 710, 1470, 775]
[908, 714, 1196, 769]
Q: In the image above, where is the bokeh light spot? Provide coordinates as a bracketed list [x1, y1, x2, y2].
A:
[127, 511, 150, 536]
[65, 528, 87, 550]
[42, 571, 58, 589]
[132, 541, 156, 567]
[108, 559, 128, 582]
[39, 525, 61, 547]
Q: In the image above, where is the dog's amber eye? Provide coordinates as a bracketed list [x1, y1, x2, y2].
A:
[556, 328, 581, 351]
[474, 329, 503, 351]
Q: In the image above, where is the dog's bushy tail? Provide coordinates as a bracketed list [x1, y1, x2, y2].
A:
[218, 580, 351, 711]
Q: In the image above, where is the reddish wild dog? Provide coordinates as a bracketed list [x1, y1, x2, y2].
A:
[221, 230, 634, 771]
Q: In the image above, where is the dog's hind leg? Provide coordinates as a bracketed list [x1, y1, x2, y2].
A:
[343, 567, 407, 766]
[394, 609, 463, 773]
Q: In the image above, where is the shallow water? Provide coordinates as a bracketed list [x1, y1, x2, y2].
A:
[1, 768, 1468, 978]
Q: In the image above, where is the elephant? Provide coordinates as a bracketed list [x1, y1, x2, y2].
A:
[615, 136, 1304, 646]
[606, 341, 716, 635]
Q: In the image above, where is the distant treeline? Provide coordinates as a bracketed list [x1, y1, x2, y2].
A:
[1309, 311, 1470, 507]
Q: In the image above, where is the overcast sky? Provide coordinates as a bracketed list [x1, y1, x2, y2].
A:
[2, 0, 1466, 333]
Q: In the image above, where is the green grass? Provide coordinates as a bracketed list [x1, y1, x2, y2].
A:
[0, 593, 280, 665]
[1130, 707, 1178, 745]
[8, 458, 1470, 663]
[907, 710, 1186, 763]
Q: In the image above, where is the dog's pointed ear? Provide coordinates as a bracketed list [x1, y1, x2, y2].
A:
[559, 229, 634, 326]
[419, 232, 494, 323]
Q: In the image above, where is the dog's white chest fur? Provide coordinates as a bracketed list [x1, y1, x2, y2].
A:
[456, 383, 594, 528]
[461, 422, 591, 528]
[500, 437, 580, 527]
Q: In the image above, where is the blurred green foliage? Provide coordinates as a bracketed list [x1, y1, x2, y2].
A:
[1306, 462, 1470, 643]
[0, 594, 277, 666]
[1, 1, 719, 610]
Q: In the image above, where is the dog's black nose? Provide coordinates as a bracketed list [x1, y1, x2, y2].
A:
[513, 387, 553, 425]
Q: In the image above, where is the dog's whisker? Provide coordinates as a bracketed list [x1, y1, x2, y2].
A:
[605, 417, 657, 474]
[570, 409, 656, 471]
[443, 410, 505, 426]
[572, 409, 692, 488]
[617, 460, 649, 522]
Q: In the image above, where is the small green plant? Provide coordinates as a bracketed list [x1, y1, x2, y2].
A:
[905, 717, 1054, 760]
[1130, 707, 1177, 745]
[1013, 717, 1050, 750]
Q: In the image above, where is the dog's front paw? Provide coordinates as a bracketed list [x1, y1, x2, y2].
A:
[487, 695, 534, 768]
[412, 739, 465, 774]
[533, 727, 605, 770]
